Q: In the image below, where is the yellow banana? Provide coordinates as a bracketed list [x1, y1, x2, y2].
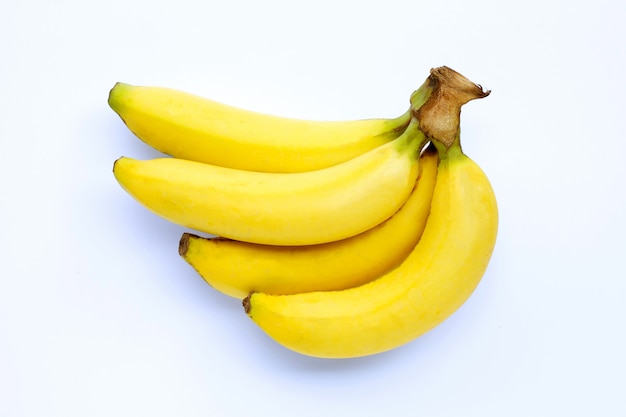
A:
[243, 67, 496, 358]
[113, 118, 426, 246]
[108, 80, 433, 173]
[178, 144, 439, 298]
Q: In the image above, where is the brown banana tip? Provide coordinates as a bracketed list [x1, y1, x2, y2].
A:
[242, 292, 254, 315]
[178, 233, 192, 256]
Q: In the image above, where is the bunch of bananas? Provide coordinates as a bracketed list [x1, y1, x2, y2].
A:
[110, 66, 498, 359]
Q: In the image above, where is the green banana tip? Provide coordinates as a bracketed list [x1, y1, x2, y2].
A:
[108, 82, 131, 109]
[111, 81, 129, 90]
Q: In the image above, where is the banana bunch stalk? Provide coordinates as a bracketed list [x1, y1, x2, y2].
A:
[111, 66, 497, 359]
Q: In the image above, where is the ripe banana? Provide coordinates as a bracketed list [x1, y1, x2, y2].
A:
[178, 144, 439, 298]
[108, 79, 433, 173]
[113, 118, 426, 246]
[243, 67, 497, 358]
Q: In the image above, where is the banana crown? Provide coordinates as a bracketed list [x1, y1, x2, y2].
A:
[414, 66, 490, 152]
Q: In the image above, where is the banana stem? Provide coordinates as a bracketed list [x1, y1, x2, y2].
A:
[390, 75, 440, 136]
[409, 77, 436, 112]
[412, 67, 490, 151]
[394, 117, 429, 157]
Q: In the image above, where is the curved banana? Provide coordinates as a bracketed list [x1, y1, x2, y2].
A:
[243, 67, 496, 358]
[108, 79, 433, 173]
[178, 144, 438, 298]
[113, 118, 426, 246]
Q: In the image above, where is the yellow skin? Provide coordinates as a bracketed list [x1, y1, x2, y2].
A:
[108, 80, 433, 173]
[113, 119, 426, 246]
[244, 143, 498, 358]
[178, 145, 438, 298]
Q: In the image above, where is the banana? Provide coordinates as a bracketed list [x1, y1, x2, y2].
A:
[178, 144, 439, 298]
[108, 79, 433, 173]
[113, 118, 427, 246]
[243, 67, 496, 358]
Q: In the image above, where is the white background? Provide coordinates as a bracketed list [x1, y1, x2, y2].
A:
[1, 0, 625, 416]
